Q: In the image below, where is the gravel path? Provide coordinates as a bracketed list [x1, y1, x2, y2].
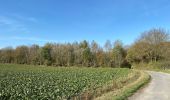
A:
[129, 71, 170, 100]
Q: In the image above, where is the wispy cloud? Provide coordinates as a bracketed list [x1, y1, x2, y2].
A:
[11, 36, 57, 42]
[0, 16, 28, 33]
[0, 36, 58, 43]
[0, 14, 37, 33]
[11, 14, 38, 23]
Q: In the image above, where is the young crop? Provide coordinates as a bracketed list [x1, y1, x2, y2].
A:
[0, 64, 132, 100]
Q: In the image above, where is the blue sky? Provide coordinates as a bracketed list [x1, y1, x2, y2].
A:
[0, 0, 170, 48]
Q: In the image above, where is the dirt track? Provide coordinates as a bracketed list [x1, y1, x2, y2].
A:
[129, 71, 170, 100]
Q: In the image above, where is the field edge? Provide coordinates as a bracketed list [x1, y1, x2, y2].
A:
[95, 70, 151, 100]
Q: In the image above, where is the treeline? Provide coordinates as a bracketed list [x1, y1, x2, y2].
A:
[126, 28, 170, 69]
[0, 40, 129, 68]
[0, 28, 170, 68]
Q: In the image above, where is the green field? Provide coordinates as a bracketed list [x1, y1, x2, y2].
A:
[167, 70, 170, 73]
[160, 70, 170, 74]
[156, 69, 170, 73]
[0, 64, 144, 100]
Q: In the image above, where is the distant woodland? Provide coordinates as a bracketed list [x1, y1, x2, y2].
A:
[0, 28, 170, 69]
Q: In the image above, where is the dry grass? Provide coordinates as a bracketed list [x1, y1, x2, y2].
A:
[95, 70, 150, 100]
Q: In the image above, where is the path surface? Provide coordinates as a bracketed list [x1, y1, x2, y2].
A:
[129, 71, 170, 100]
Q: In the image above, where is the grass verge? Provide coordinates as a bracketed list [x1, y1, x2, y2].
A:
[151, 69, 170, 74]
[95, 70, 151, 100]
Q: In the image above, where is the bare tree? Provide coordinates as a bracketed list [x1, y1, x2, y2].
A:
[112, 40, 125, 67]
[139, 28, 169, 44]
[104, 40, 112, 52]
